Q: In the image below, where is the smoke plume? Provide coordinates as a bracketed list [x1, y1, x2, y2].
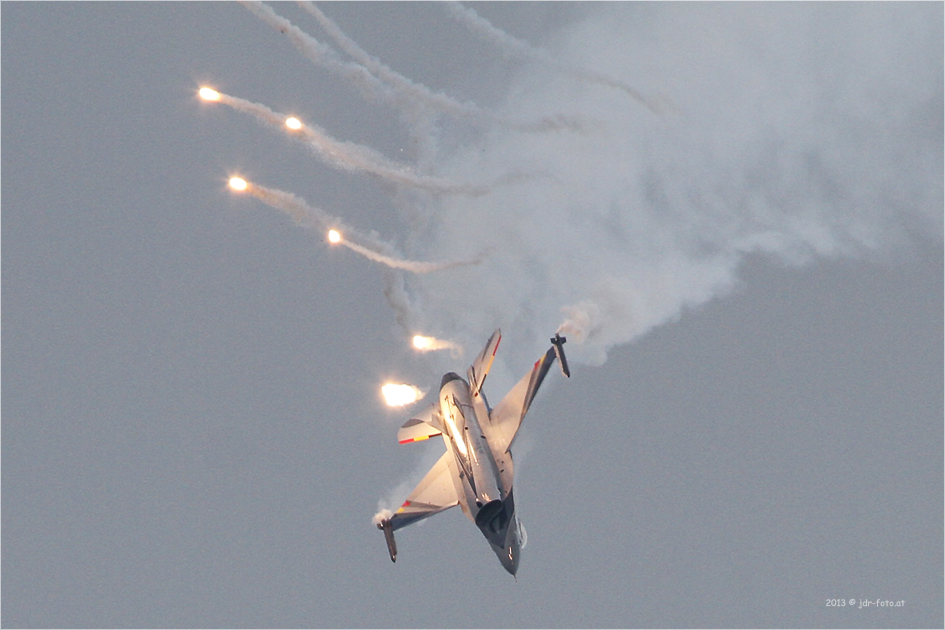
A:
[398, 3, 943, 367]
[243, 181, 486, 274]
[225, 3, 942, 372]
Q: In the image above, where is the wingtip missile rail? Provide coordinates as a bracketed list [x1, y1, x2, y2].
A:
[551, 333, 570, 378]
[378, 518, 397, 562]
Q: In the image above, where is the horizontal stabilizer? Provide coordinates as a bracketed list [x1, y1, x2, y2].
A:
[389, 450, 459, 532]
[397, 404, 444, 444]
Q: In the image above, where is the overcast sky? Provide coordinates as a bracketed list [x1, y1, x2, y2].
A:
[3, 3, 942, 628]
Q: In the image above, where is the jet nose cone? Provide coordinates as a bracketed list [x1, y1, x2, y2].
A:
[486, 523, 520, 575]
[500, 544, 519, 576]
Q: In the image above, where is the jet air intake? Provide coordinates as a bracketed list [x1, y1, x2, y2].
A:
[474, 499, 504, 528]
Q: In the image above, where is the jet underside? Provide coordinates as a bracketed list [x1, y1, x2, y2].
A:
[377, 330, 568, 575]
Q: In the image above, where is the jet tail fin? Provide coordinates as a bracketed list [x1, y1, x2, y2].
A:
[467, 329, 501, 397]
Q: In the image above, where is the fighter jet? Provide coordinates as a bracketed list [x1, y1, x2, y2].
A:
[376, 329, 568, 576]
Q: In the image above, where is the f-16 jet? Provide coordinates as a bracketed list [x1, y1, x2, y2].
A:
[376, 330, 568, 575]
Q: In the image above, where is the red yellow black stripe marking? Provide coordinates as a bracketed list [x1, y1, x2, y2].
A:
[398, 432, 442, 444]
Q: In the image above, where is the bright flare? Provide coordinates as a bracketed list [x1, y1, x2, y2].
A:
[327, 229, 342, 243]
[411, 334, 459, 353]
[229, 177, 248, 191]
[285, 117, 302, 130]
[382, 383, 423, 407]
[198, 87, 221, 101]
[412, 335, 434, 350]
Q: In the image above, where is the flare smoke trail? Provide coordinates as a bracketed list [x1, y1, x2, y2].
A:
[245, 1, 590, 135]
[372, 441, 444, 523]
[444, 1, 661, 113]
[239, 0, 391, 101]
[210, 90, 485, 195]
[342, 240, 485, 274]
[245, 0, 476, 122]
[442, 2, 534, 59]
[297, 1, 484, 122]
[222, 3, 941, 376]
[385, 3, 942, 369]
[242, 181, 485, 274]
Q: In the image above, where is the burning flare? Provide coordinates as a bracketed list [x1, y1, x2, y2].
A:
[198, 87, 220, 101]
[412, 335, 435, 350]
[223, 178, 481, 274]
[381, 383, 423, 407]
[411, 335, 460, 353]
[199, 86, 487, 195]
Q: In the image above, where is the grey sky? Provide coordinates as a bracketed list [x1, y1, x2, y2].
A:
[2, 2, 942, 628]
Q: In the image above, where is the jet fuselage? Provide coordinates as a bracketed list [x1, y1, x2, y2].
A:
[439, 372, 521, 574]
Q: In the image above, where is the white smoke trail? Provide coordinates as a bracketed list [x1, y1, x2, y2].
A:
[396, 2, 942, 367]
[211, 91, 486, 195]
[443, 2, 534, 59]
[371, 509, 393, 528]
[297, 1, 483, 122]
[241, 179, 342, 232]
[240, 1, 587, 135]
[239, 0, 392, 102]
[340, 239, 486, 274]
[444, 2, 663, 114]
[214, 3, 941, 374]
[242, 181, 486, 274]
[372, 443, 443, 526]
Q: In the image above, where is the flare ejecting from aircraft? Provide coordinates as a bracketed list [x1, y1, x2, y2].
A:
[376, 330, 569, 576]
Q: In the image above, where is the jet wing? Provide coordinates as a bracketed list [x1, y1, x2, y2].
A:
[388, 450, 460, 531]
[397, 404, 444, 444]
[487, 346, 557, 453]
[467, 329, 501, 397]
